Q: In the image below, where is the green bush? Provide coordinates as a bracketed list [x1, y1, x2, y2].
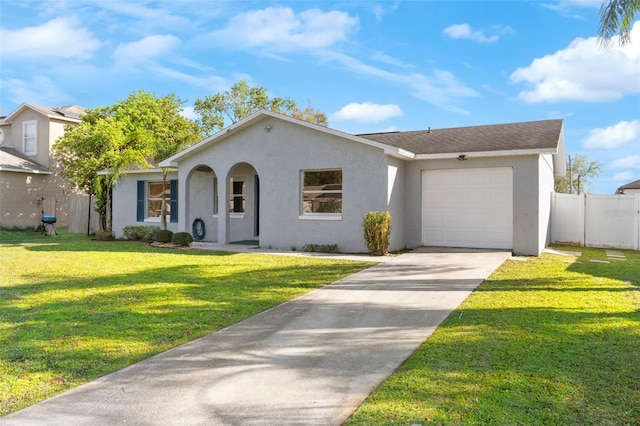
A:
[153, 229, 174, 243]
[302, 243, 338, 253]
[122, 225, 159, 241]
[171, 232, 193, 246]
[363, 211, 391, 256]
[94, 230, 115, 241]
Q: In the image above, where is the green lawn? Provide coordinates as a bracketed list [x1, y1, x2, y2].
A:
[347, 246, 640, 425]
[0, 229, 372, 416]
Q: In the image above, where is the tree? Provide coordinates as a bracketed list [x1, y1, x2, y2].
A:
[598, 0, 639, 47]
[53, 90, 200, 231]
[555, 154, 602, 194]
[193, 80, 328, 136]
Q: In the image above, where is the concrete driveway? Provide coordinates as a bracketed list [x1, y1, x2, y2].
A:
[1, 247, 510, 425]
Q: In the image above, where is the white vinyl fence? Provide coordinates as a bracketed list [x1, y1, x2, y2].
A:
[551, 193, 640, 250]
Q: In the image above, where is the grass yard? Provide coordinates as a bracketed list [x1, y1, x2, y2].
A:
[0, 229, 372, 416]
[347, 246, 640, 425]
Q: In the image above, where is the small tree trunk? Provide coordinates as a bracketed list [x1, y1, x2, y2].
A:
[106, 186, 112, 232]
[160, 169, 168, 231]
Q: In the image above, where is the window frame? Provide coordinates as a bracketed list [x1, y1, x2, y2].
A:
[22, 120, 37, 155]
[229, 177, 245, 218]
[137, 179, 178, 223]
[299, 169, 343, 220]
[145, 181, 170, 221]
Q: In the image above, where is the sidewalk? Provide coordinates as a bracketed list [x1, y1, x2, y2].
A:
[1, 247, 510, 425]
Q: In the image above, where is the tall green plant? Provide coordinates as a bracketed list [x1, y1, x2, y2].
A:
[363, 211, 392, 256]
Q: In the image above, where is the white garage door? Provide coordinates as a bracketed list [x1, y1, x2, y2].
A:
[422, 168, 513, 249]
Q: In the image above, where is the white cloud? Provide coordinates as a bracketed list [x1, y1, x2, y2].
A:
[443, 23, 513, 43]
[95, 1, 191, 27]
[372, 2, 399, 22]
[0, 76, 73, 107]
[319, 51, 479, 114]
[612, 171, 636, 182]
[541, 0, 600, 18]
[583, 120, 640, 149]
[371, 52, 413, 69]
[0, 16, 100, 61]
[180, 105, 198, 121]
[609, 155, 640, 169]
[113, 34, 182, 65]
[510, 22, 640, 102]
[208, 7, 359, 52]
[331, 102, 403, 123]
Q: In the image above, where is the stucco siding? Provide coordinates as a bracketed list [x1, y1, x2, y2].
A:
[404, 155, 543, 256]
[386, 156, 406, 252]
[538, 154, 555, 251]
[112, 171, 180, 238]
[176, 117, 389, 252]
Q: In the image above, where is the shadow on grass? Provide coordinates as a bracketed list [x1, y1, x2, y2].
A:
[0, 240, 372, 415]
[348, 306, 640, 425]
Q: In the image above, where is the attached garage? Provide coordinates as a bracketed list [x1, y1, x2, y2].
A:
[422, 167, 513, 249]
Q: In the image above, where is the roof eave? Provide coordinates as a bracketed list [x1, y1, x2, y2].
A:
[97, 167, 177, 176]
[2, 103, 82, 124]
[413, 148, 558, 160]
[0, 167, 53, 174]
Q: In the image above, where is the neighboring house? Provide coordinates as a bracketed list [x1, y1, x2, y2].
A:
[0, 103, 84, 228]
[615, 179, 640, 195]
[111, 110, 566, 256]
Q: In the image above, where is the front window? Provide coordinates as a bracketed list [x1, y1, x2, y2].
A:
[301, 169, 342, 214]
[147, 182, 170, 218]
[229, 178, 245, 213]
[23, 121, 37, 155]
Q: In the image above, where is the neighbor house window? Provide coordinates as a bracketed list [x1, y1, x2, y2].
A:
[301, 169, 342, 215]
[23, 121, 37, 155]
[136, 180, 178, 222]
[229, 178, 245, 213]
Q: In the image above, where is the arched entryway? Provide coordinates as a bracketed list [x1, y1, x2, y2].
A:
[224, 163, 259, 244]
[186, 165, 216, 242]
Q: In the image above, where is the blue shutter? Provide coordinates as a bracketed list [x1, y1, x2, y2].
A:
[136, 181, 145, 222]
[170, 179, 178, 222]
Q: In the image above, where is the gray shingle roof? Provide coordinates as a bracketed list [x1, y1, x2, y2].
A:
[357, 119, 563, 155]
[616, 179, 640, 193]
[0, 147, 51, 174]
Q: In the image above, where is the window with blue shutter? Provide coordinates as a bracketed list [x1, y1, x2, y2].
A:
[170, 179, 178, 222]
[136, 181, 145, 222]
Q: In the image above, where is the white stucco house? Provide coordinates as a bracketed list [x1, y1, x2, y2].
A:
[111, 110, 566, 256]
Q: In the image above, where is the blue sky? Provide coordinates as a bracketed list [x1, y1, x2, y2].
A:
[1, 0, 638, 194]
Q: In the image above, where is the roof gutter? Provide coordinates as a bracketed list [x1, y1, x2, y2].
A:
[0, 167, 53, 174]
[413, 147, 559, 160]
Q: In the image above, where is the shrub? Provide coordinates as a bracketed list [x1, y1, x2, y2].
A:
[363, 211, 391, 256]
[153, 229, 174, 243]
[171, 232, 193, 246]
[94, 230, 115, 241]
[302, 243, 338, 253]
[122, 225, 159, 241]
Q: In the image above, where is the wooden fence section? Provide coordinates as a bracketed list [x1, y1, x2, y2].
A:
[67, 194, 100, 234]
[551, 193, 640, 250]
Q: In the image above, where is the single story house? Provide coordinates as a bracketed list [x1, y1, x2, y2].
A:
[615, 179, 640, 195]
[111, 110, 566, 256]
